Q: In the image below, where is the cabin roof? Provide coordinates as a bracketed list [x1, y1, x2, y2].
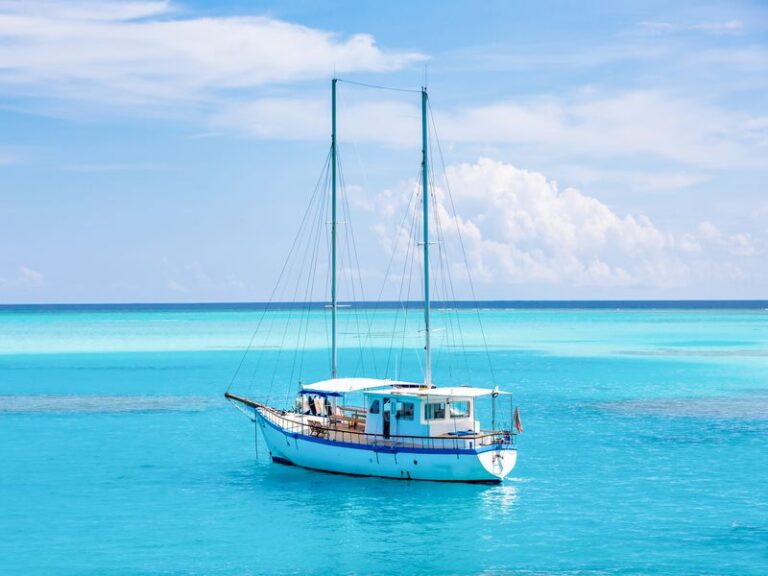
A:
[301, 377, 418, 395]
[365, 386, 508, 399]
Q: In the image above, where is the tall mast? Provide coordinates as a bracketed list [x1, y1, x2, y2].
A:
[331, 78, 338, 379]
[421, 87, 431, 387]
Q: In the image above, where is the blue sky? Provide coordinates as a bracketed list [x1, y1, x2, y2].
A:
[1, 0, 766, 303]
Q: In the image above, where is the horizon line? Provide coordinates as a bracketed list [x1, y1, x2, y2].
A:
[2, 299, 767, 309]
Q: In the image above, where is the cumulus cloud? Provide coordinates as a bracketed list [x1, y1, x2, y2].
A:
[371, 159, 758, 290]
[0, 1, 424, 105]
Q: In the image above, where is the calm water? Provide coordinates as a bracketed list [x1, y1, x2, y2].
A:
[1, 304, 767, 575]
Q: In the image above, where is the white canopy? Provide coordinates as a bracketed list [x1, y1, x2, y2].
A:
[301, 377, 406, 395]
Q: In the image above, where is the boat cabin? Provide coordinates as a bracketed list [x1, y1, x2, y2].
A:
[296, 378, 506, 441]
[363, 387, 488, 438]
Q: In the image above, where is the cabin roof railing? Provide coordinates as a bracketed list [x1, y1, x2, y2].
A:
[365, 386, 509, 399]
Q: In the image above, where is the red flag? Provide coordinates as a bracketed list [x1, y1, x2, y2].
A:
[513, 407, 523, 433]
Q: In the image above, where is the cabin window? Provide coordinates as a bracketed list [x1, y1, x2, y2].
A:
[369, 400, 380, 415]
[425, 402, 446, 420]
[396, 402, 414, 420]
[450, 400, 471, 418]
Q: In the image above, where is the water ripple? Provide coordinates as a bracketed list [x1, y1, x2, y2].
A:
[594, 395, 768, 420]
[0, 395, 218, 414]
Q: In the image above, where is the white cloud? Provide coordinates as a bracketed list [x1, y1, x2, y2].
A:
[698, 221, 721, 240]
[438, 91, 766, 169]
[0, 150, 20, 165]
[1, 2, 762, 174]
[371, 159, 758, 290]
[554, 166, 711, 193]
[0, 265, 44, 289]
[213, 96, 420, 147]
[696, 221, 758, 256]
[218, 89, 767, 170]
[639, 20, 744, 35]
[60, 162, 166, 172]
[0, 1, 424, 105]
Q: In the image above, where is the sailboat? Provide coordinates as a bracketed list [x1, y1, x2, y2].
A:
[225, 79, 519, 482]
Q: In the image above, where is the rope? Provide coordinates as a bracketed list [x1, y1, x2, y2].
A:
[428, 99, 497, 385]
[226, 148, 332, 396]
[336, 78, 422, 94]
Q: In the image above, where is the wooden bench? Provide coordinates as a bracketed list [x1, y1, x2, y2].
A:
[307, 421, 326, 437]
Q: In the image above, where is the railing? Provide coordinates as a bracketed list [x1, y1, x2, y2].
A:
[225, 393, 516, 452]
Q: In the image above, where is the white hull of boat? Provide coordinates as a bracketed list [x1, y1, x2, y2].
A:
[256, 410, 517, 483]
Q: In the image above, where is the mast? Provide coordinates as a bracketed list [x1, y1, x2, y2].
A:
[331, 78, 338, 379]
[421, 87, 431, 387]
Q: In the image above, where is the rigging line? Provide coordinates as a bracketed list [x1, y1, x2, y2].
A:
[268, 154, 331, 406]
[297, 167, 331, 385]
[289, 160, 330, 380]
[381, 169, 421, 377]
[427, 133, 470, 384]
[322, 195, 333, 375]
[435, 200, 465, 381]
[429, 142, 472, 387]
[409, 184, 427, 382]
[337, 162, 356, 373]
[430, 180, 457, 380]
[356, 167, 420, 377]
[386, 187, 416, 377]
[343, 163, 378, 377]
[290, 156, 330, 400]
[423, 141, 450, 376]
[337, 150, 378, 377]
[253, 153, 331, 400]
[393, 179, 422, 381]
[335, 86, 367, 376]
[428, 100, 497, 383]
[336, 86, 384, 378]
[336, 149, 367, 377]
[386, 182, 420, 378]
[227, 147, 332, 395]
[336, 78, 422, 94]
[261, 151, 332, 401]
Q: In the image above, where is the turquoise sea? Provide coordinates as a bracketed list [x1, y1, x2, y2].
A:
[1, 303, 767, 575]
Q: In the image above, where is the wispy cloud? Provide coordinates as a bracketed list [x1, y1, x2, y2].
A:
[0, 0, 424, 106]
[0, 151, 20, 165]
[556, 166, 712, 193]
[59, 162, 168, 172]
[0, 265, 44, 289]
[639, 19, 744, 35]
[215, 89, 768, 170]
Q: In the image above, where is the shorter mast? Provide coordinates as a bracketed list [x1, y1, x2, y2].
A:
[421, 87, 431, 387]
[331, 78, 338, 379]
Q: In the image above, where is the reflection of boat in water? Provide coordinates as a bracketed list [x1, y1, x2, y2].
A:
[226, 79, 519, 482]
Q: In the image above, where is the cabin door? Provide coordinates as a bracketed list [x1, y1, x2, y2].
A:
[382, 398, 391, 438]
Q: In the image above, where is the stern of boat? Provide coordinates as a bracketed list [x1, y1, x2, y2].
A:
[477, 445, 517, 480]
